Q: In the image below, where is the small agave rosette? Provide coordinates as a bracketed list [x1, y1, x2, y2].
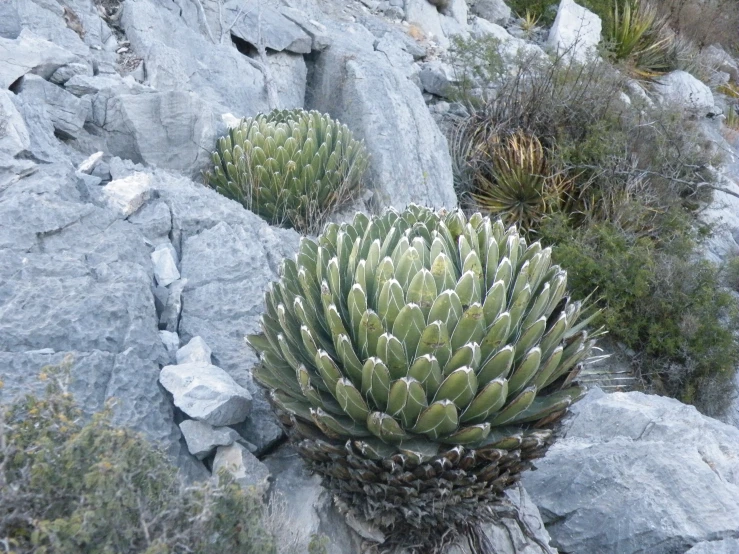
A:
[248, 205, 599, 551]
[204, 109, 369, 233]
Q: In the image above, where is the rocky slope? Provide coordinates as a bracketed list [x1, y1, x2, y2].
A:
[2, 0, 739, 552]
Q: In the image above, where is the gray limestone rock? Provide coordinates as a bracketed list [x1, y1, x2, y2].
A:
[469, 0, 512, 23]
[92, 90, 217, 177]
[547, 0, 602, 63]
[212, 443, 270, 493]
[160, 330, 180, 363]
[160, 278, 185, 332]
[16, 75, 90, 139]
[523, 390, 739, 554]
[419, 60, 457, 97]
[0, 29, 77, 89]
[127, 199, 172, 245]
[176, 336, 212, 365]
[267, 51, 307, 110]
[121, 0, 270, 116]
[179, 419, 241, 460]
[102, 172, 152, 217]
[0, 89, 30, 158]
[151, 243, 180, 287]
[228, 3, 312, 54]
[0, 164, 179, 453]
[307, 31, 457, 211]
[159, 361, 252, 426]
[49, 62, 92, 85]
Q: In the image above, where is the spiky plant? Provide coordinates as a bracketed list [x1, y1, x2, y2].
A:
[204, 109, 369, 234]
[607, 0, 675, 79]
[471, 131, 573, 231]
[248, 205, 600, 552]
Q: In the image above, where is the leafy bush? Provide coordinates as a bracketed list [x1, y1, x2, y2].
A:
[204, 109, 368, 234]
[0, 364, 276, 554]
[249, 205, 599, 552]
[540, 215, 739, 416]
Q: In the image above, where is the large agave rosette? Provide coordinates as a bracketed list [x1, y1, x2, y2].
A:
[248, 205, 599, 551]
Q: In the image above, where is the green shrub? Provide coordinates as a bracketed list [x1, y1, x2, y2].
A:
[204, 109, 369, 234]
[540, 215, 739, 416]
[0, 364, 276, 554]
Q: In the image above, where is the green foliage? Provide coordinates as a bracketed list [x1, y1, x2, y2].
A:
[540, 215, 739, 416]
[204, 109, 369, 234]
[605, 0, 676, 79]
[307, 534, 329, 554]
[249, 205, 599, 552]
[0, 363, 276, 554]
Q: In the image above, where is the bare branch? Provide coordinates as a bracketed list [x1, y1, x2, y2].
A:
[191, 0, 216, 44]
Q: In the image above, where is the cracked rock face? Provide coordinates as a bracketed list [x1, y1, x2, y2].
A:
[523, 389, 739, 554]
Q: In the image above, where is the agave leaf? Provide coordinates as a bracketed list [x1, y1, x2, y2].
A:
[355, 437, 397, 460]
[478, 345, 515, 384]
[494, 257, 513, 292]
[395, 246, 423, 290]
[438, 423, 491, 445]
[482, 280, 506, 328]
[488, 385, 537, 426]
[450, 304, 485, 351]
[335, 378, 371, 422]
[428, 290, 464, 335]
[357, 309, 384, 359]
[516, 317, 547, 361]
[455, 270, 482, 307]
[377, 278, 405, 329]
[416, 321, 453, 370]
[366, 412, 408, 444]
[460, 378, 508, 423]
[312, 407, 371, 438]
[387, 377, 428, 428]
[411, 399, 459, 439]
[347, 284, 368, 339]
[335, 334, 363, 385]
[408, 354, 444, 399]
[358, 356, 394, 416]
[434, 366, 477, 410]
[397, 438, 440, 464]
[480, 311, 511, 361]
[507, 347, 542, 395]
[376, 333, 408, 380]
[406, 269, 437, 319]
[392, 304, 426, 364]
[444, 342, 481, 375]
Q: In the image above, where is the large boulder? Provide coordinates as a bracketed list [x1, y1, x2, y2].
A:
[655, 70, 716, 115]
[0, 164, 180, 456]
[307, 25, 457, 211]
[0, 29, 77, 88]
[547, 0, 601, 63]
[523, 389, 739, 553]
[120, 0, 272, 116]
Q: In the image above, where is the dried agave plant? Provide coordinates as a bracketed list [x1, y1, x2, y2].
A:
[248, 205, 601, 552]
[471, 131, 573, 231]
[204, 109, 369, 234]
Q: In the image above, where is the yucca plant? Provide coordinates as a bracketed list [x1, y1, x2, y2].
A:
[471, 131, 573, 231]
[607, 0, 675, 79]
[204, 109, 369, 234]
[248, 205, 600, 552]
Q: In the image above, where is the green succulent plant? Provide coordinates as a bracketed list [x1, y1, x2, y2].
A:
[204, 109, 369, 234]
[248, 205, 600, 552]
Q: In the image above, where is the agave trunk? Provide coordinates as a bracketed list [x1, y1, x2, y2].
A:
[249, 205, 600, 551]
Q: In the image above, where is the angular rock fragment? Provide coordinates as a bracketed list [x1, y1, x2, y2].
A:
[159, 361, 252, 426]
